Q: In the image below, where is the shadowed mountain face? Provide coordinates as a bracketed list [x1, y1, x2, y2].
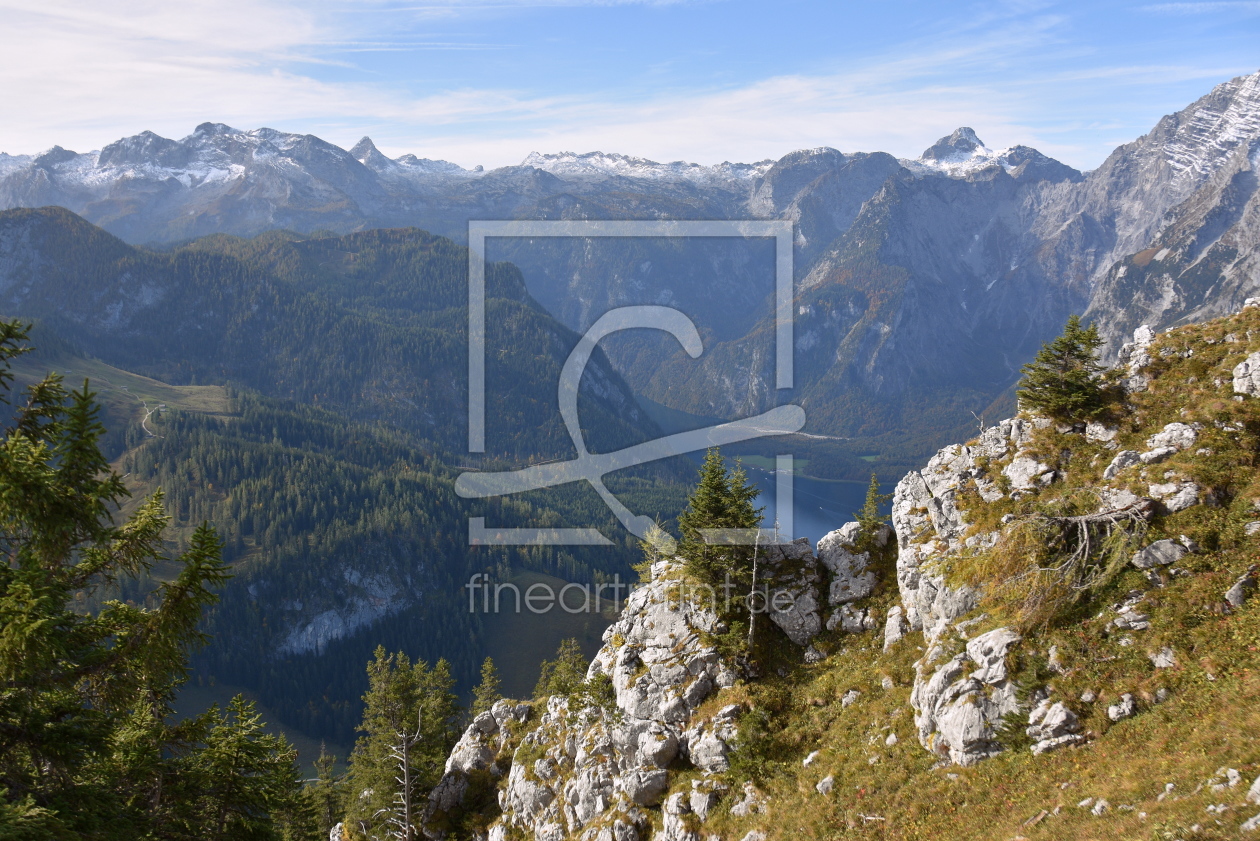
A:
[2, 71, 1259, 466]
[0, 206, 657, 461]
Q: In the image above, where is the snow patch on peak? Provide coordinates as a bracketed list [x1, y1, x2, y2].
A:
[0, 153, 33, 177]
[901, 127, 1009, 177]
[520, 150, 773, 183]
[1161, 70, 1260, 180]
[921, 127, 986, 161]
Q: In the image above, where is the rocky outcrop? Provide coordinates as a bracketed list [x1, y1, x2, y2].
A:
[1026, 699, 1084, 756]
[891, 419, 1041, 641]
[426, 700, 531, 830]
[760, 538, 824, 646]
[1117, 325, 1157, 392]
[910, 628, 1023, 766]
[815, 523, 890, 634]
[483, 559, 738, 841]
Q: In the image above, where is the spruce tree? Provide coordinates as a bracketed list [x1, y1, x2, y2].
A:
[346, 648, 459, 838]
[676, 448, 762, 590]
[308, 743, 344, 838]
[1016, 315, 1112, 420]
[0, 319, 308, 839]
[470, 657, 503, 717]
[180, 696, 311, 841]
[533, 639, 588, 699]
[854, 472, 892, 552]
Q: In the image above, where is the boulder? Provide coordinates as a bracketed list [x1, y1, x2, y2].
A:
[1026, 700, 1080, 744]
[1234, 351, 1260, 397]
[1131, 539, 1188, 570]
[1103, 450, 1141, 480]
[1085, 422, 1118, 443]
[1003, 457, 1054, 491]
[1146, 422, 1199, 451]
[1164, 482, 1200, 512]
[688, 779, 726, 820]
[1226, 567, 1258, 608]
[1107, 693, 1137, 722]
[681, 704, 741, 773]
[883, 606, 909, 650]
[1139, 446, 1178, 465]
[620, 768, 669, 806]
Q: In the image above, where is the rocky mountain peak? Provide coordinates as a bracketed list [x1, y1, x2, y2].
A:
[32, 146, 81, 168]
[1156, 69, 1260, 180]
[192, 121, 235, 137]
[349, 136, 396, 171]
[920, 126, 986, 162]
[98, 130, 188, 169]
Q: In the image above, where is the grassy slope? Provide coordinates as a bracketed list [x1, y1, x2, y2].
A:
[692, 306, 1260, 841]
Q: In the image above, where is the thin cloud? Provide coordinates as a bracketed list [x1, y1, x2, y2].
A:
[1142, 1, 1260, 12]
[0, 0, 1252, 172]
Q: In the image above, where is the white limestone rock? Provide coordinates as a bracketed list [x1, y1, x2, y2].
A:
[1226, 566, 1258, 608]
[1117, 325, 1156, 392]
[761, 538, 823, 647]
[892, 459, 980, 641]
[1247, 772, 1260, 805]
[1103, 450, 1141, 480]
[909, 628, 1023, 766]
[689, 779, 726, 820]
[1085, 422, 1118, 443]
[1149, 481, 1200, 512]
[828, 603, 878, 634]
[1131, 539, 1188, 570]
[728, 782, 767, 817]
[658, 792, 700, 841]
[681, 703, 742, 773]
[1146, 422, 1199, 452]
[477, 559, 739, 841]
[1233, 351, 1260, 397]
[883, 605, 909, 650]
[1107, 693, 1137, 722]
[1139, 446, 1177, 464]
[1003, 456, 1055, 491]
[817, 524, 878, 605]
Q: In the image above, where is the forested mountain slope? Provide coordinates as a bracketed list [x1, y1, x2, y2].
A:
[0, 211, 691, 746]
[0, 207, 655, 461]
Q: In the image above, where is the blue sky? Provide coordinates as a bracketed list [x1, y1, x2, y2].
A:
[1, 0, 1258, 169]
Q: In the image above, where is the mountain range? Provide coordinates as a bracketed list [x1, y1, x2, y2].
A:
[4, 71, 1258, 472]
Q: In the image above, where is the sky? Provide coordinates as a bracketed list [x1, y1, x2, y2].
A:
[0, 0, 1258, 171]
